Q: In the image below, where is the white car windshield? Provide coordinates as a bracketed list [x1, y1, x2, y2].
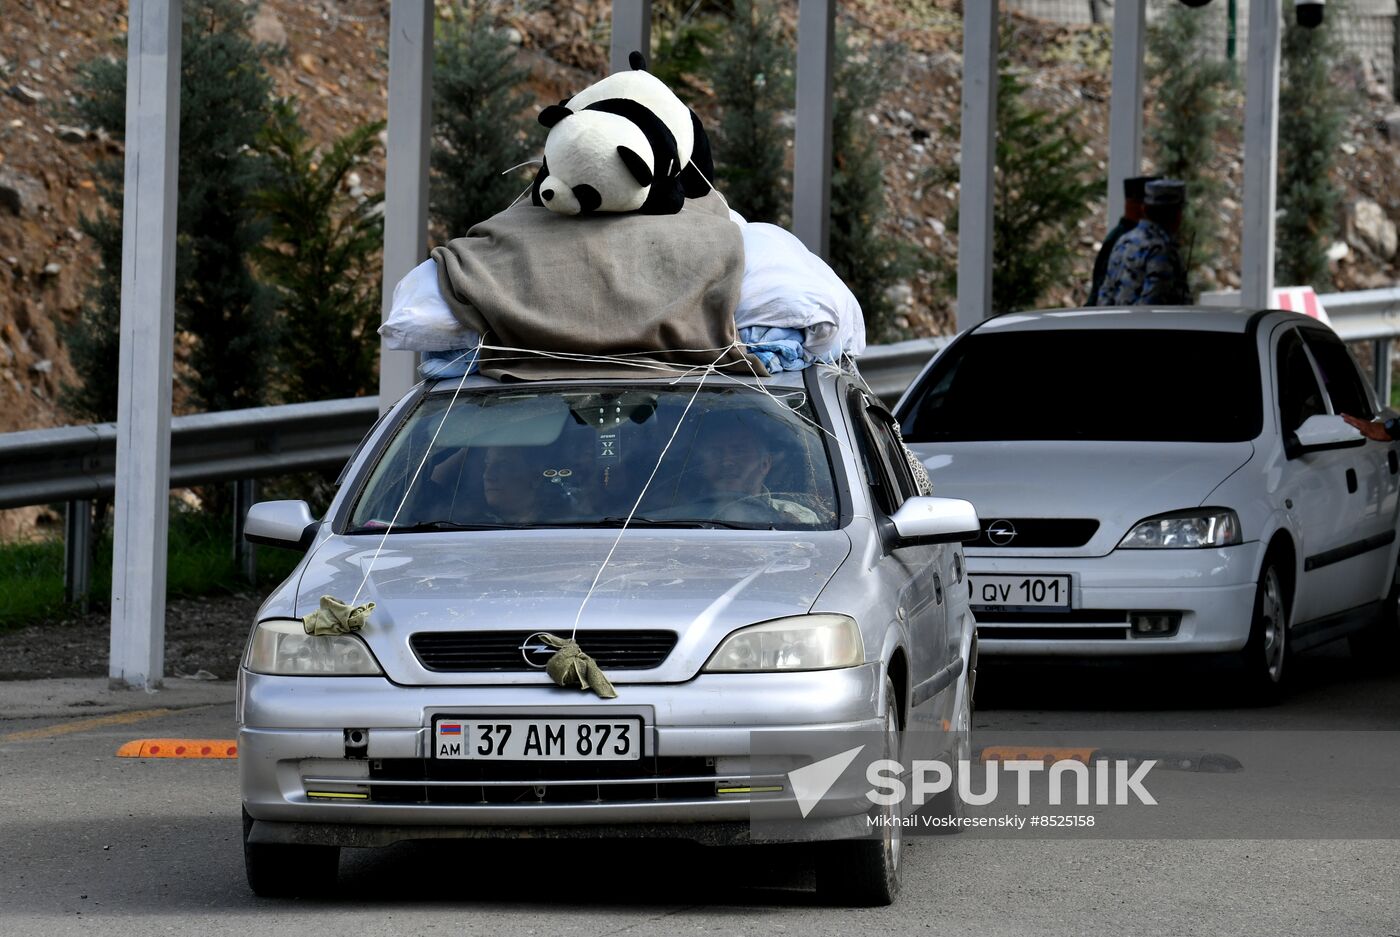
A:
[902, 329, 1264, 443]
[348, 384, 840, 532]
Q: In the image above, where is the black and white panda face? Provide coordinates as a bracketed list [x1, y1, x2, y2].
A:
[538, 110, 655, 216]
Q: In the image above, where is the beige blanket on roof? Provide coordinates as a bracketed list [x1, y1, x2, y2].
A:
[431, 191, 766, 381]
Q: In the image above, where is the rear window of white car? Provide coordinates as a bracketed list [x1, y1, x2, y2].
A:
[901, 329, 1262, 443]
[347, 384, 839, 532]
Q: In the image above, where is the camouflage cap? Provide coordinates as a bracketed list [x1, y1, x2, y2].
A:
[1124, 175, 1162, 201]
[1145, 178, 1186, 207]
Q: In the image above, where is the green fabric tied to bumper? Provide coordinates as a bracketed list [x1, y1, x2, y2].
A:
[303, 595, 375, 636]
[539, 633, 618, 699]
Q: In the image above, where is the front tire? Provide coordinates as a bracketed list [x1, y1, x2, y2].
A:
[243, 808, 339, 898]
[814, 676, 903, 906]
[1239, 561, 1289, 703]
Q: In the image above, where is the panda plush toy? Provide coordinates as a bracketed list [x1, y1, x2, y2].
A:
[530, 52, 716, 216]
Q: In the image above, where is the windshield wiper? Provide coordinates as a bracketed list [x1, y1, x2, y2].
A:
[347, 521, 520, 534]
[593, 516, 772, 531]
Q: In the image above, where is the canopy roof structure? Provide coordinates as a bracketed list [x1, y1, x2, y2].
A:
[107, 0, 1287, 687]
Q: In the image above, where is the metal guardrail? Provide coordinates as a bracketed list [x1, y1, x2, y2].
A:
[0, 397, 381, 606]
[0, 397, 381, 511]
[2, 290, 1397, 604]
[857, 336, 952, 406]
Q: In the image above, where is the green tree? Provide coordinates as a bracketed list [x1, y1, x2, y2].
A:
[706, 0, 791, 224]
[66, 0, 278, 418]
[829, 36, 911, 343]
[1276, 9, 1349, 289]
[649, 0, 721, 102]
[1146, 3, 1237, 284]
[932, 42, 1097, 316]
[431, 4, 539, 237]
[254, 101, 385, 403]
[986, 62, 1098, 314]
[63, 194, 123, 423]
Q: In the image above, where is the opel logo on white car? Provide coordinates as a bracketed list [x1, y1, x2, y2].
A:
[986, 520, 1018, 545]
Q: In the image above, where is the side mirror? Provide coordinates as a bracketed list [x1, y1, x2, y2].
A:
[244, 500, 319, 552]
[889, 496, 981, 546]
[1288, 413, 1365, 458]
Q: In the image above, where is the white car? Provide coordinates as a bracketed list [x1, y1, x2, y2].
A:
[894, 307, 1400, 699]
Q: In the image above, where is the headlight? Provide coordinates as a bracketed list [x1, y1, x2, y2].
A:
[245, 620, 383, 675]
[1118, 509, 1242, 549]
[703, 614, 863, 672]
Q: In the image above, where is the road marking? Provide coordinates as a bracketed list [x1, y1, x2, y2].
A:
[0, 708, 175, 743]
[116, 738, 238, 759]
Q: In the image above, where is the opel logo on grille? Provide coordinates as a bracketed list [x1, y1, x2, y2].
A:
[519, 637, 558, 668]
[985, 519, 1018, 546]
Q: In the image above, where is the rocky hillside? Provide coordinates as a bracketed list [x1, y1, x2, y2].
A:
[4, 0, 1400, 450]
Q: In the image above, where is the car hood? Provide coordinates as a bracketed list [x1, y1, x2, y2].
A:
[908, 440, 1255, 556]
[294, 529, 852, 684]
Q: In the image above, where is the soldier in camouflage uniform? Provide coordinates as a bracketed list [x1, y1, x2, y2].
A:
[1087, 174, 1159, 306]
[1095, 178, 1190, 307]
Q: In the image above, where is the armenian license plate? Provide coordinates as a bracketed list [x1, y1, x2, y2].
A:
[970, 574, 1071, 610]
[433, 717, 643, 761]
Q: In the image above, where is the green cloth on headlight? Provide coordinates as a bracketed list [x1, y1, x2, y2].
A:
[539, 633, 618, 699]
[302, 595, 375, 635]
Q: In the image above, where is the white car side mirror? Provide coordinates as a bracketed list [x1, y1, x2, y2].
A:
[889, 496, 981, 545]
[244, 500, 319, 551]
[1291, 414, 1365, 455]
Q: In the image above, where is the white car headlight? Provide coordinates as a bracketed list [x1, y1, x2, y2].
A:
[245, 620, 383, 675]
[1118, 509, 1242, 549]
[703, 614, 864, 673]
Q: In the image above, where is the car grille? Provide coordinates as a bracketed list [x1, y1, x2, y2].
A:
[358, 756, 725, 805]
[977, 610, 1130, 640]
[410, 630, 678, 672]
[971, 518, 1100, 548]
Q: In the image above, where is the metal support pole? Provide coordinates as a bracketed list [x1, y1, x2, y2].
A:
[1228, 0, 1239, 62]
[1394, 0, 1400, 103]
[1241, 0, 1282, 309]
[1106, 0, 1147, 225]
[1375, 338, 1394, 406]
[956, 0, 998, 330]
[232, 478, 257, 585]
[379, 0, 433, 413]
[610, 0, 652, 74]
[792, 0, 835, 259]
[110, 0, 181, 690]
[64, 499, 92, 611]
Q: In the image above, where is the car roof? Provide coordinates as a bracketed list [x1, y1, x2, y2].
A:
[969, 306, 1323, 335]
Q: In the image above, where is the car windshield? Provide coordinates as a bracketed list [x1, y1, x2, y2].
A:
[347, 383, 839, 532]
[901, 328, 1262, 443]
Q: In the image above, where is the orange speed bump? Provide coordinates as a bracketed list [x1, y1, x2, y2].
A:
[117, 738, 239, 759]
[978, 746, 1097, 765]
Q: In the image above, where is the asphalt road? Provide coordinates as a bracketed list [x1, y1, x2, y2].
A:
[2, 643, 1398, 937]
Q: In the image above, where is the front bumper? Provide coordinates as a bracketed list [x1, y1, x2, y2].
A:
[239, 663, 882, 833]
[966, 543, 1261, 656]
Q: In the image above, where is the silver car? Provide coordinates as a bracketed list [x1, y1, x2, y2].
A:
[238, 367, 979, 905]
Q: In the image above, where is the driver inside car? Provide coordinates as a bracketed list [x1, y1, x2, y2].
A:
[678, 416, 822, 526]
